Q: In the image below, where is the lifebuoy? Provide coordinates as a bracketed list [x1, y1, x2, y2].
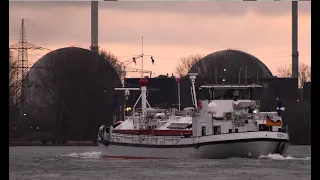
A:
[225, 113, 232, 120]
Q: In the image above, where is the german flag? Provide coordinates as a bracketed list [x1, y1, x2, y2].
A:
[266, 115, 283, 126]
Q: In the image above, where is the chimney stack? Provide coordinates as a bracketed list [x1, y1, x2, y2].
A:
[91, 1, 99, 54]
[292, 1, 299, 80]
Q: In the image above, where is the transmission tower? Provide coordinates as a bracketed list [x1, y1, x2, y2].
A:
[9, 19, 50, 115]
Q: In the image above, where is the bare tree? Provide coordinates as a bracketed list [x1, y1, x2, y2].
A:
[99, 50, 124, 77]
[276, 64, 292, 78]
[276, 63, 311, 88]
[9, 50, 21, 139]
[175, 54, 202, 77]
[299, 63, 311, 88]
[35, 54, 69, 141]
[9, 50, 19, 107]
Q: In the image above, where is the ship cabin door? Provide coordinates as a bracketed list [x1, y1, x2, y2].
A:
[105, 127, 110, 140]
[201, 126, 206, 136]
[213, 126, 221, 135]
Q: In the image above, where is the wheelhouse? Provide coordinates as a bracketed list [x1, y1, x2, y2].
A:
[199, 84, 263, 101]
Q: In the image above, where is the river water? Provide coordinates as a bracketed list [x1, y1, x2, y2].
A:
[9, 145, 310, 180]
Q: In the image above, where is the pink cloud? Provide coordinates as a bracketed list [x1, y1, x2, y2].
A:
[9, 1, 310, 77]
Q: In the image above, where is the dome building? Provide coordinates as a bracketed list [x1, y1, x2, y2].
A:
[25, 47, 122, 141]
[188, 49, 273, 84]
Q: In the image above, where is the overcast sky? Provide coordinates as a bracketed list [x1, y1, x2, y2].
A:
[9, 1, 311, 77]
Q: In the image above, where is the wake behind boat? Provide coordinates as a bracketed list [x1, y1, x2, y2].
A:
[97, 73, 289, 159]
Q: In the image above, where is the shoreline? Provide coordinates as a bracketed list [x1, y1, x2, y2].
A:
[9, 144, 98, 147]
[9, 141, 98, 146]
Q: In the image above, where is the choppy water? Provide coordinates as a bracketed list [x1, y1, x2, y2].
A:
[9, 145, 310, 180]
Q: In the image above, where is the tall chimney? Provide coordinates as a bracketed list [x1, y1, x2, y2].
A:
[91, 1, 99, 54]
[292, 1, 299, 79]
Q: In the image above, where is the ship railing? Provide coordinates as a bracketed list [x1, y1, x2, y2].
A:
[110, 133, 184, 145]
[174, 111, 186, 116]
[168, 108, 188, 116]
[253, 112, 279, 121]
[234, 115, 253, 121]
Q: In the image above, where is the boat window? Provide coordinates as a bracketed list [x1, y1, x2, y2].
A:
[228, 129, 232, 133]
[220, 89, 251, 100]
[201, 88, 252, 100]
[235, 129, 239, 133]
[259, 124, 266, 131]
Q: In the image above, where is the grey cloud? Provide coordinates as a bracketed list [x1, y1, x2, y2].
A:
[9, 1, 310, 50]
[9, 1, 311, 19]
[101, 1, 311, 16]
[10, 13, 291, 51]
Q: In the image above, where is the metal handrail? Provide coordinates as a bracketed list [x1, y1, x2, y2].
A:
[110, 133, 183, 145]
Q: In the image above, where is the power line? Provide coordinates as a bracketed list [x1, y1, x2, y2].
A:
[9, 19, 51, 116]
[27, 20, 85, 45]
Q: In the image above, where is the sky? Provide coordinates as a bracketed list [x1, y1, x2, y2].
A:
[9, 1, 311, 77]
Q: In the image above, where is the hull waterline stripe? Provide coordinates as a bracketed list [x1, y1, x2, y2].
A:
[101, 138, 289, 148]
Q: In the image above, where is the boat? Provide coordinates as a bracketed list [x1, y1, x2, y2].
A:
[97, 73, 289, 159]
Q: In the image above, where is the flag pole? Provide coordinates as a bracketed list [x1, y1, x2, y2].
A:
[176, 77, 181, 111]
[141, 36, 144, 78]
[178, 79, 181, 111]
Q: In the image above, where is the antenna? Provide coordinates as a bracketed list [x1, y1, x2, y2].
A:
[119, 36, 152, 79]
[141, 36, 144, 78]
[188, 73, 198, 109]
